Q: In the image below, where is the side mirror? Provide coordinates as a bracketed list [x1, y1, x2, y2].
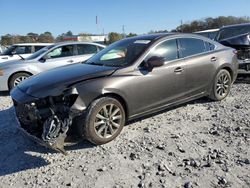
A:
[39, 54, 49, 62]
[10, 51, 16, 56]
[146, 56, 165, 71]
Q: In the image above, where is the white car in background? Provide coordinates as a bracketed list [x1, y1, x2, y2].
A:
[0, 43, 52, 63]
[0, 41, 106, 90]
[0, 45, 6, 54]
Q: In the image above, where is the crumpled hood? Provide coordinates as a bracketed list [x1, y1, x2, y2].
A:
[14, 63, 117, 98]
[220, 32, 250, 47]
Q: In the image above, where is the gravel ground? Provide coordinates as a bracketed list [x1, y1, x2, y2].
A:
[0, 81, 249, 188]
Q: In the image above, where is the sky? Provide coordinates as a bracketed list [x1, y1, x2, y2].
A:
[0, 0, 250, 36]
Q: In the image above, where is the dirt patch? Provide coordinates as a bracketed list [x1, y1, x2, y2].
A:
[0, 83, 249, 187]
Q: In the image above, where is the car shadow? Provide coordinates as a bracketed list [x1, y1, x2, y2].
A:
[0, 107, 94, 177]
[0, 91, 9, 96]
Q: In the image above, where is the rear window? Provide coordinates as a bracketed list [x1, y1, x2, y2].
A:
[204, 42, 216, 51]
[97, 46, 105, 51]
[179, 38, 206, 58]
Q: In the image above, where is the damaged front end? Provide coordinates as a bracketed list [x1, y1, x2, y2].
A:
[12, 87, 85, 155]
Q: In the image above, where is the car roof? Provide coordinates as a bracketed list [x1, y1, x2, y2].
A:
[128, 33, 175, 41]
[54, 41, 106, 48]
[13, 43, 53, 46]
[221, 23, 250, 29]
[126, 32, 215, 42]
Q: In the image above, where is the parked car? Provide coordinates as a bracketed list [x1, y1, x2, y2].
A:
[0, 43, 52, 63]
[195, 28, 219, 40]
[11, 33, 238, 153]
[0, 42, 105, 91]
[0, 45, 7, 54]
[215, 23, 250, 74]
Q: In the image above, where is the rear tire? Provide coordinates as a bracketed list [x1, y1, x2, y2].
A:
[9, 72, 31, 90]
[209, 69, 232, 101]
[79, 97, 125, 145]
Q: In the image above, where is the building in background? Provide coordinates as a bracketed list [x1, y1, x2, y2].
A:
[63, 34, 108, 44]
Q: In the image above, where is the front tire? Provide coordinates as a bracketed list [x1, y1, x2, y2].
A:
[82, 97, 125, 145]
[209, 69, 232, 101]
[9, 72, 31, 90]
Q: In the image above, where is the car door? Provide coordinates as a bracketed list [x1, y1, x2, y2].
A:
[178, 38, 216, 96]
[37, 44, 76, 72]
[129, 39, 187, 115]
[74, 44, 100, 63]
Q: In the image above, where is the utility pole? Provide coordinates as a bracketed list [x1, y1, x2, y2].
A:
[96, 15, 99, 35]
[122, 25, 126, 38]
[180, 19, 183, 33]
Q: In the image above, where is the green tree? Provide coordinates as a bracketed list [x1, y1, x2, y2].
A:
[174, 16, 250, 33]
[127, 33, 137, 38]
[148, 30, 168, 34]
[38, 32, 54, 43]
[1, 34, 13, 46]
[66, 30, 73, 36]
[108, 32, 123, 44]
[27, 32, 39, 42]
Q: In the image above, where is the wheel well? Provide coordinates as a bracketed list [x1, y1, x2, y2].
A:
[98, 93, 129, 120]
[222, 67, 233, 79]
[8, 71, 33, 89]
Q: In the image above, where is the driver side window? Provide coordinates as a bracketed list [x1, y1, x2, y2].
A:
[146, 39, 179, 62]
[46, 45, 74, 59]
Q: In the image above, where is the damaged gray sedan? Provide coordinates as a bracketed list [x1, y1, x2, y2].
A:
[11, 33, 238, 154]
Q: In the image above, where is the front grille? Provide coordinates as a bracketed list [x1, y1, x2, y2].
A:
[237, 49, 250, 60]
[239, 63, 250, 71]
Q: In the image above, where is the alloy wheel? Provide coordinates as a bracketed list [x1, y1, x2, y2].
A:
[13, 76, 28, 86]
[94, 104, 123, 138]
[216, 72, 230, 98]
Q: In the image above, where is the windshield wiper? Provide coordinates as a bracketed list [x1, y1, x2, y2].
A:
[17, 54, 25, 60]
[85, 62, 104, 66]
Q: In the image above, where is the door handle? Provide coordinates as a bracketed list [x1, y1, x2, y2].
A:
[211, 57, 217, 62]
[67, 60, 74, 63]
[174, 67, 183, 73]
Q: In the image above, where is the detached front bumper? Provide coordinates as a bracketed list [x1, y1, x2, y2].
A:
[15, 111, 68, 154]
[11, 87, 86, 154]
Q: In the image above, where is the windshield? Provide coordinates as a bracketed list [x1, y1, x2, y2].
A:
[1, 45, 17, 55]
[217, 25, 250, 41]
[25, 45, 55, 60]
[85, 38, 152, 67]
